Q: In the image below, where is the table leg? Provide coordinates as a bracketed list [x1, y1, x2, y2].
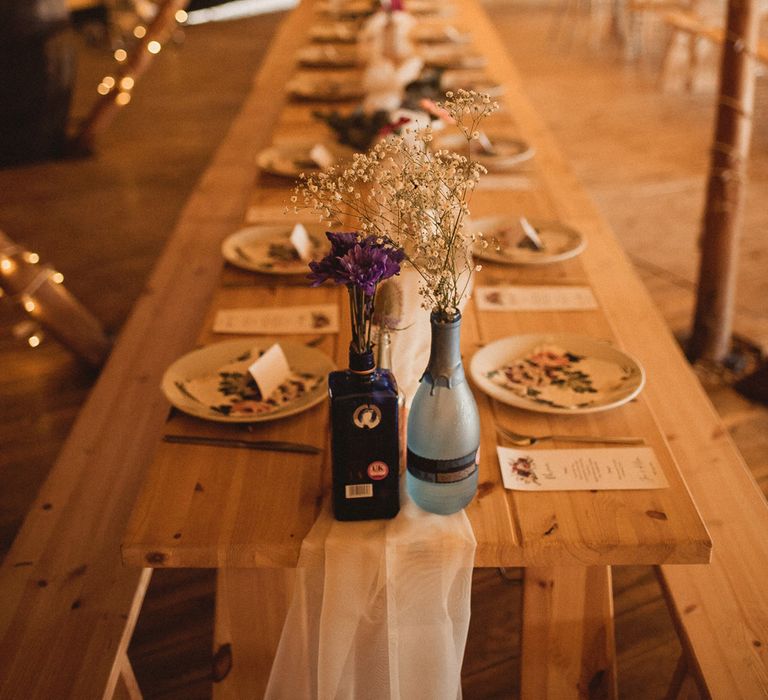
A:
[213, 569, 295, 699]
[521, 566, 617, 700]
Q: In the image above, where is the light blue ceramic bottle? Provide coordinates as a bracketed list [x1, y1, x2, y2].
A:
[406, 311, 480, 514]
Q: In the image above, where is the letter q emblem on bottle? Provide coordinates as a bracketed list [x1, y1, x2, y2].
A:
[352, 403, 382, 429]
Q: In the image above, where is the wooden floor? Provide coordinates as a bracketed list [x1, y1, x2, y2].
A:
[1, 2, 766, 698]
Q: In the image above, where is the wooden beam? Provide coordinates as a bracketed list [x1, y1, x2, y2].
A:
[71, 0, 190, 153]
[688, 0, 761, 362]
[212, 569, 295, 699]
[521, 567, 617, 699]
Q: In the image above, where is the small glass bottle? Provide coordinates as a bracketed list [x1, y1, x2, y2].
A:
[329, 346, 400, 521]
[406, 311, 480, 514]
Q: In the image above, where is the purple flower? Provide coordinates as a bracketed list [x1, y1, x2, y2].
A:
[340, 243, 399, 295]
[307, 232, 358, 287]
[308, 231, 404, 294]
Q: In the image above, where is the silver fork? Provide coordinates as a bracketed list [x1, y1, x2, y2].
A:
[495, 425, 644, 447]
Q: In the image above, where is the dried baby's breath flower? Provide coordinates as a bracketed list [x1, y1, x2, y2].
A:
[292, 91, 499, 317]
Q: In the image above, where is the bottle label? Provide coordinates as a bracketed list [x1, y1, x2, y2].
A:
[406, 449, 478, 484]
[367, 461, 389, 480]
[345, 484, 374, 499]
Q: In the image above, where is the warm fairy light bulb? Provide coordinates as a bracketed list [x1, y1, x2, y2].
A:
[51, 271, 64, 284]
[103, 76, 116, 89]
[115, 91, 132, 106]
[120, 76, 135, 91]
[22, 296, 37, 313]
[97, 83, 111, 96]
[175, 9, 188, 22]
[28, 334, 42, 348]
[23, 252, 40, 264]
[134, 25, 147, 38]
[0, 256, 15, 274]
[114, 48, 128, 62]
[147, 41, 162, 54]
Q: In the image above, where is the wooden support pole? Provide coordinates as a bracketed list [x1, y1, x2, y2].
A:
[71, 0, 190, 153]
[688, 0, 760, 362]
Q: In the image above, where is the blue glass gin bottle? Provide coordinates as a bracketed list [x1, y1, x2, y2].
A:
[329, 347, 400, 521]
[406, 312, 480, 514]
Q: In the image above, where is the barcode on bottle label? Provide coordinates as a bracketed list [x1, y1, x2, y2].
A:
[345, 483, 373, 499]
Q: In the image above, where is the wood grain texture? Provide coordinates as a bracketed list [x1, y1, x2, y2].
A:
[113, 651, 144, 700]
[123, 0, 711, 572]
[521, 566, 617, 700]
[212, 569, 295, 700]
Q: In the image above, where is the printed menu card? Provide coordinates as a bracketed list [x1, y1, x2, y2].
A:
[497, 445, 668, 491]
[476, 285, 598, 311]
[213, 303, 339, 335]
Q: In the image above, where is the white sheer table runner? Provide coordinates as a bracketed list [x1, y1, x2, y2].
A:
[265, 267, 477, 698]
[264, 489, 476, 699]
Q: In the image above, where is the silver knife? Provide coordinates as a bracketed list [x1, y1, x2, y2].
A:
[163, 434, 322, 455]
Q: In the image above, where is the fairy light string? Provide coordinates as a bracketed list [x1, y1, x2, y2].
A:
[95, 5, 190, 109]
[0, 242, 66, 349]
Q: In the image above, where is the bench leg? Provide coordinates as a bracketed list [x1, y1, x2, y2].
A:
[665, 653, 702, 700]
[521, 566, 617, 700]
[112, 652, 143, 700]
[212, 569, 295, 699]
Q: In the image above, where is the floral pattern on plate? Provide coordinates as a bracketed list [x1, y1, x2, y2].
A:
[485, 344, 635, 411]
[178, 348, 322, 418]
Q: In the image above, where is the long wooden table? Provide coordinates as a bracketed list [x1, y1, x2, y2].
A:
[123, 1, 713, 696]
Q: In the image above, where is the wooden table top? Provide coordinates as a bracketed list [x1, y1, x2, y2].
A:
[122, 0, 711, 570]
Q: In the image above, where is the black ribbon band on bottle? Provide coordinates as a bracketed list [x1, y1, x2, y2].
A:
[406, 449, 478, 484]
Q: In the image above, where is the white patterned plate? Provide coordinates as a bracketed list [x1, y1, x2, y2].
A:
[411, 24, 471, 44]
[297, 44, 360, 68]
[421, 46, 487, 70]
[309, 22, 359, 43]
[255, 142, 353, 178]
[468, 216, 586, 265]
[162, 339, 335, 423]
[470, 334, 645, 414]
[434, 132, 534, 171]
[221, 224, 327, 274]
[440, 69, 505, 98]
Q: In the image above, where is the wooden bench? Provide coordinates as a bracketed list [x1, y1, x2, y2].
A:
[654, 394, 768, 698]
[0, 5, 310, 698]
[660, 10, 768, 89]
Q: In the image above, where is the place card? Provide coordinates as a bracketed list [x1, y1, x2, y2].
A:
[475, 285, 598, 311]
[310, 143, 335, 170]
[497, 445, 669, 491]
[289, 223, 313, 262]
[213, 304, 339, 335]
[248, 343, 291, 400]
